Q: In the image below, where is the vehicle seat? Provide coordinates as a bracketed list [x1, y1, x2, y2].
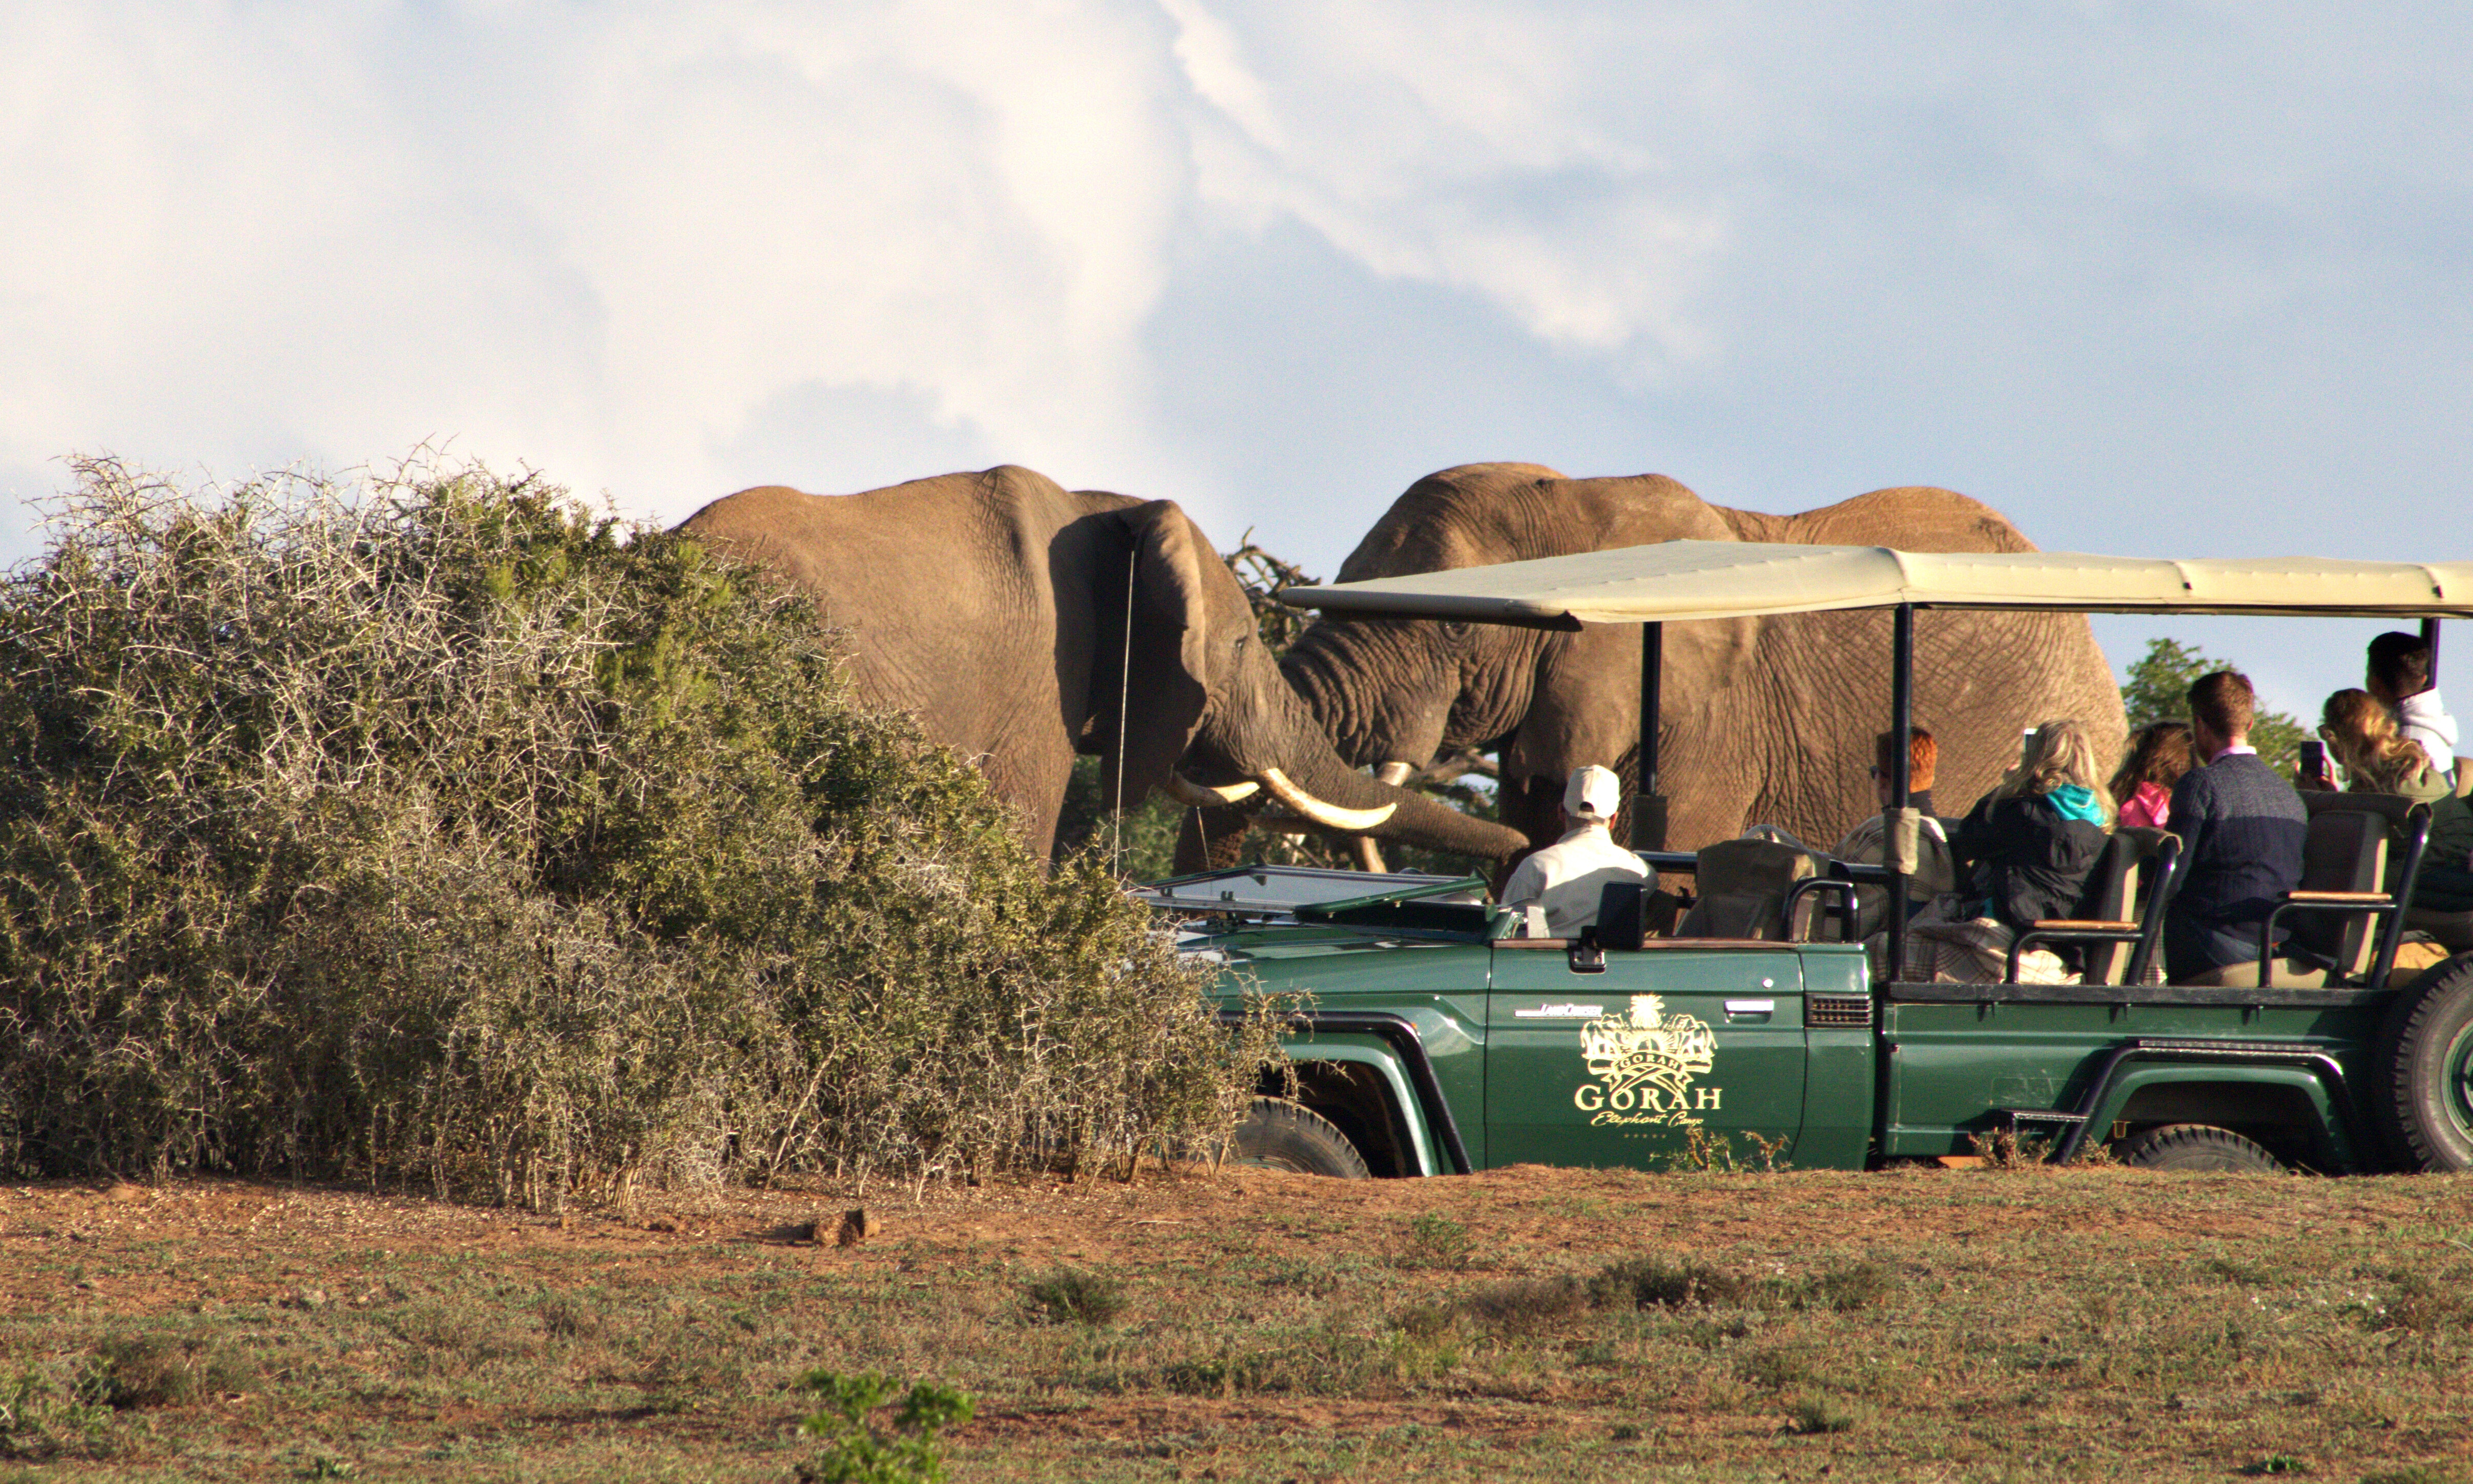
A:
[2005, 827, 2177, 986]
[2289, 804, 2389, 976]
[1674, 837, 1813, 940]
[2197, 794, 2426, 988]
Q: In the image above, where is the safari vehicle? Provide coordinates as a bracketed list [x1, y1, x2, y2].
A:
[1152, 543, 2473, 1178]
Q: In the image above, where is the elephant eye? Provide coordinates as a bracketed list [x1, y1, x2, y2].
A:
[1233, 633, 1250, 651]
[1442, 620, 1472, 641]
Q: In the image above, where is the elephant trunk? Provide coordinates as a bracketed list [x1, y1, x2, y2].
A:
[1280, 621, 1451, 772]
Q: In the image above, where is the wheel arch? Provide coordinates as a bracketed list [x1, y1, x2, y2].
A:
[1258, 1045, 1434, 1177]
[1220, 1009, 1474, 1175]
[2090, 1066, 2358, 1171]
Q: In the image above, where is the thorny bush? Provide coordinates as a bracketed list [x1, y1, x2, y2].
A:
[0, 456, 1273, 1202]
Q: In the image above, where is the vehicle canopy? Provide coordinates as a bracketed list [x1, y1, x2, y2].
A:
[1281, 541, 2473, 981]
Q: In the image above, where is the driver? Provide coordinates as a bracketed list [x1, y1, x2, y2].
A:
[1501, 765, 1653, 937]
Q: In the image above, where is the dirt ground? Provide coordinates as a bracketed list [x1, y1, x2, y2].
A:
[4, 1165, 2471, 1481]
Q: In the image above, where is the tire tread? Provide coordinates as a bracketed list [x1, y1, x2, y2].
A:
[1231, 1097, 1371, 1179]
[2116, 1122, 2283, 1173]
[2369, 953, 2473, 1171]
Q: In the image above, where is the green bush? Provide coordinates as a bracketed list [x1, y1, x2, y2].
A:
[0, 456, 1269, 1199]
[794, 1371, 973, 1484]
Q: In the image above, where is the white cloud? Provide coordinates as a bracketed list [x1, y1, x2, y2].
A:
[0, 0, 1195, 523]
[1163, 1, 1730, 368]
[0, 0, 2466, 723]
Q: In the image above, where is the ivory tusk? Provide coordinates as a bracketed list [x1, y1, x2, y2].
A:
[1165, 773, 1260, 807]
[1374, 761, 1415, 787]
[1258, 766, 1397, 832]
[1349, 836, 1389, 873]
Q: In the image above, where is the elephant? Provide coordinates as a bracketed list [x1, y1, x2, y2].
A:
[1225, 462, 2123, 864]
[673, 466, 1530, 865]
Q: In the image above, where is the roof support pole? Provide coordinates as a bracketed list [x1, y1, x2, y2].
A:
[2423, 618, 2442, 682]
[1632, 621, 1667, 851]
[1884, 603, 1916, 986]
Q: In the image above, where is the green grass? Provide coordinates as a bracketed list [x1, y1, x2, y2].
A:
[0, 1169, 2468, 1480]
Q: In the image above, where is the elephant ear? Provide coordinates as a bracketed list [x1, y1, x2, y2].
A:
[1095, 500, 1215, 813]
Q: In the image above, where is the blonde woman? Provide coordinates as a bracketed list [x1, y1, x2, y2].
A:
[2320, 689, 2450, 804]
[1902, 719, 2115, 983]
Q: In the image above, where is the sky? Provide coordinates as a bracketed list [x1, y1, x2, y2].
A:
[5, 2, 2470, 721]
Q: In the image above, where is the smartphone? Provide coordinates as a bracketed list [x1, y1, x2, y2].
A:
[2299, 739, 2327, 783]
[2019, 726, 2038, 765]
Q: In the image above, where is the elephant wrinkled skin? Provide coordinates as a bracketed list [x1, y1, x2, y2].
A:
[1270, 462, 2124, 859]
[675, 466, 1528, 864]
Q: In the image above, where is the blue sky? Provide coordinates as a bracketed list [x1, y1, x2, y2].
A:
[4, 3, 2469, 720]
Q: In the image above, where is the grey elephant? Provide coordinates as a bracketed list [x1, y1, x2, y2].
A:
[1214, 462, 2122, 862]
[674, 466, 1528, 864]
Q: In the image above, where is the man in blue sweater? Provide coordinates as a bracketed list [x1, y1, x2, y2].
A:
[2163, 670, 2313, 985]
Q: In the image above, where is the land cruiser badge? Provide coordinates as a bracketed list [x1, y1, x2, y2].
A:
[1574, 995, 1719, 1126]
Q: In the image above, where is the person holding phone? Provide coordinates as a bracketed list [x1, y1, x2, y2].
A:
[2318, 689, 2450, 803]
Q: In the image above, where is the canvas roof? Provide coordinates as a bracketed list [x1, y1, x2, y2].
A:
[1279, 541, 2473, 628]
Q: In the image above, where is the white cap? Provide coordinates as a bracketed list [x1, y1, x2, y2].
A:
[1564, 764, 1621, 821]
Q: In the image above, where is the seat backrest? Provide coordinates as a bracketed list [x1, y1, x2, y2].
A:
[1675, 837, 1815, 940]
[2303, 790, 2413, 826]
[2295, 807, 2388, 973]
[2063, 828, 2152, 985]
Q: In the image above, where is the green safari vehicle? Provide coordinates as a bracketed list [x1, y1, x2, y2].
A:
[1153, 540, 2473, 1178]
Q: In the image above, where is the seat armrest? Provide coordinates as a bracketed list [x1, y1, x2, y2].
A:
[2029, 919, 2139, 932]
[2284, 890, 2390, 904]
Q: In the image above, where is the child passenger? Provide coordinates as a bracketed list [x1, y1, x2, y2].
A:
[2109, 721, 2196, 828]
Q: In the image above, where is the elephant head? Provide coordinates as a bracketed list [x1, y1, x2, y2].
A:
[1277, 462, 2124, 855]
[1091, 496, 1529, 864]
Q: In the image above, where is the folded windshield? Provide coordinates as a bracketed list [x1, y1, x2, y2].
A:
[1135, 865, 1487, 917]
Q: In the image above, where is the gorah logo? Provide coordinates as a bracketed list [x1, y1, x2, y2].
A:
[1574, 995, 1720, 1127]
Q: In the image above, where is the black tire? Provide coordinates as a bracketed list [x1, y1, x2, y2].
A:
[2115, 1123, 2284, 1173]
[1229, 1098, 1370, 1179]
[2370, 952, 2473, 1171]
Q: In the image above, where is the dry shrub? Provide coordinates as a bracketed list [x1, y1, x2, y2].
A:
[1448, 1277, 1590, 1337]
[77, 1334, 255, 1410]
[1023, 1268, 1128, 1327]
[0, 455, 1265, 1200]
[1588, 1258, 1755, 1310]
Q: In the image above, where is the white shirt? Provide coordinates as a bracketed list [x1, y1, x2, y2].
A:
[2399, 689, 2461, 783]
[1500, 822, 1653, 937]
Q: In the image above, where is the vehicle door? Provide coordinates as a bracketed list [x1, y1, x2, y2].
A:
[1484, 942, 1808, 1169]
